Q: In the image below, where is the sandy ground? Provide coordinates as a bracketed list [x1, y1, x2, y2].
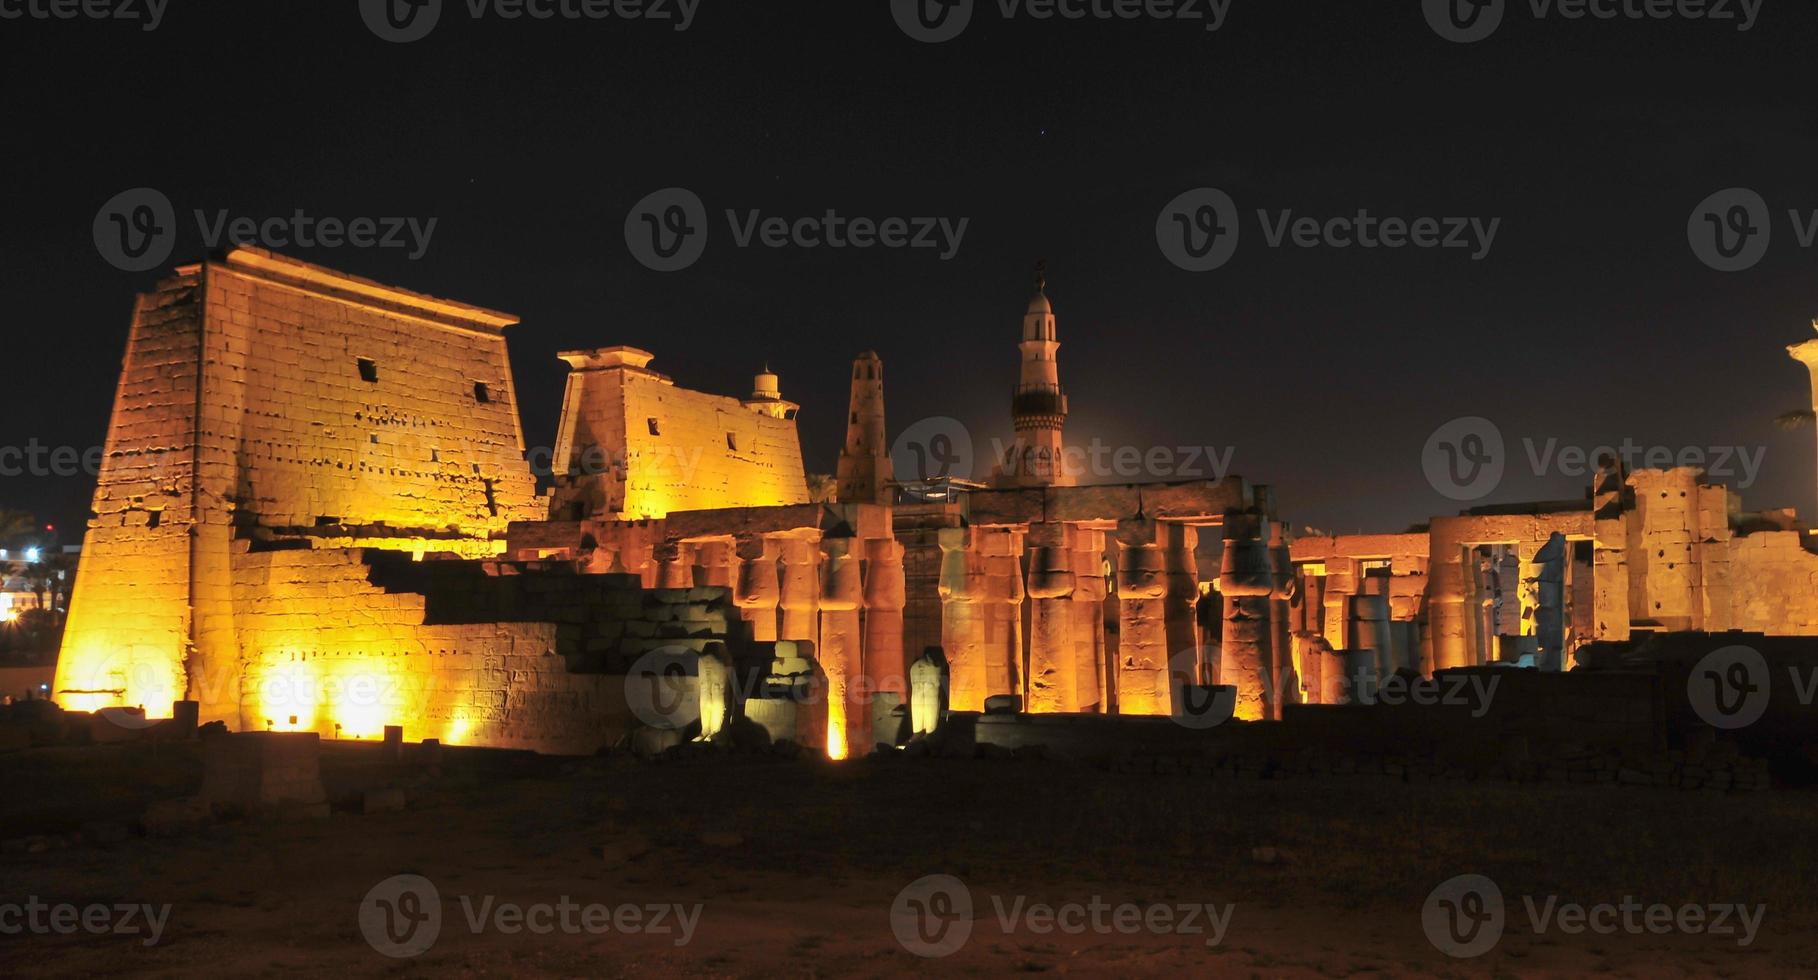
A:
[1, 742, 1813, 978]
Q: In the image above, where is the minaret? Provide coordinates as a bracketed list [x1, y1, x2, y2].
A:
[743, 363, 798, 420]
[994, 261, 1072, 487]
[836, 351, 893, 504]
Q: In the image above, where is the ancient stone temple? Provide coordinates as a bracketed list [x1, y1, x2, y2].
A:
[49, 247, 1818, 758]
[546, 346, 809, 520]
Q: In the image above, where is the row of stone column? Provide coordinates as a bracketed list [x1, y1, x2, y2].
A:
[630, 531, 908, 758]
[932, 511, 1300, 722]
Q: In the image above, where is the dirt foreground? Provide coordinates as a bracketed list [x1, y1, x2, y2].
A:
[0, 742, 1812, 978]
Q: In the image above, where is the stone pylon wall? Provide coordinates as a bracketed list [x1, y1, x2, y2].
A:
[56, 248, 540, 724]
[548, 348, 810, 521]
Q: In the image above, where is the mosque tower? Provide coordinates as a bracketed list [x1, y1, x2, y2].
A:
[992, 261, 1073, 487]
[836, 351, 892, 504]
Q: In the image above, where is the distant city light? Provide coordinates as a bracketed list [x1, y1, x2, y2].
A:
[22, 548, 39, 563]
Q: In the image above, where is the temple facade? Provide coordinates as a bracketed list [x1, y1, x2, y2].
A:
[50, 247, 1818, 757]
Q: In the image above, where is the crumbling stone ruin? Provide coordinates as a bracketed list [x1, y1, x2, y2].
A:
[50, 246, 1818, 762]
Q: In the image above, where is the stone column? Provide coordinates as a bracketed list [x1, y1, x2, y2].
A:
[732, 538, 780, 642]
[979, 528, 1025, 703]
[1024, 523, 1076, 714]
[1533, 532, 1567, 671]
[612, 537, 657, 588]
[1068, 525, 1107, 712]
[1219, 512, 1275, 721]
[863, 537, 907, 698]
[1114, 534, 1170, 716]
[1268, 520, 1298, 708]
[656, 542, 693, 590]
[1160, 523, 1201, 689]
[777, 534, 820, 647]
[1321, 557, 1354, 653]
[1350, 583, 1392, 691]
[691, 538, 734, 590]
[818, 537, 865, 759]
[1590, 458, 1631, 643]
[1426, 520, 1471, 672]
[1516, 540, 1543, 657]
[937, 527, 987, 712]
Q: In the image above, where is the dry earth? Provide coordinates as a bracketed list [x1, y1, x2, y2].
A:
[0, 741, 1812, 978]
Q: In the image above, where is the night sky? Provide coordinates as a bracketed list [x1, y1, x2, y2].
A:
[5, 0, 1818, 538]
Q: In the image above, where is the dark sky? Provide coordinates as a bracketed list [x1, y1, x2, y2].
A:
[5, 0, 1818, 538]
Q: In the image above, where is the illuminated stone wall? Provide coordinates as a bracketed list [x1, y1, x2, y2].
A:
[54, 273, 203, 720]
[232, 547, 627, 753]
[1295, 466, 1818, 694]
[548, 347, 809, 520]
[56, 247, 538, 725]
